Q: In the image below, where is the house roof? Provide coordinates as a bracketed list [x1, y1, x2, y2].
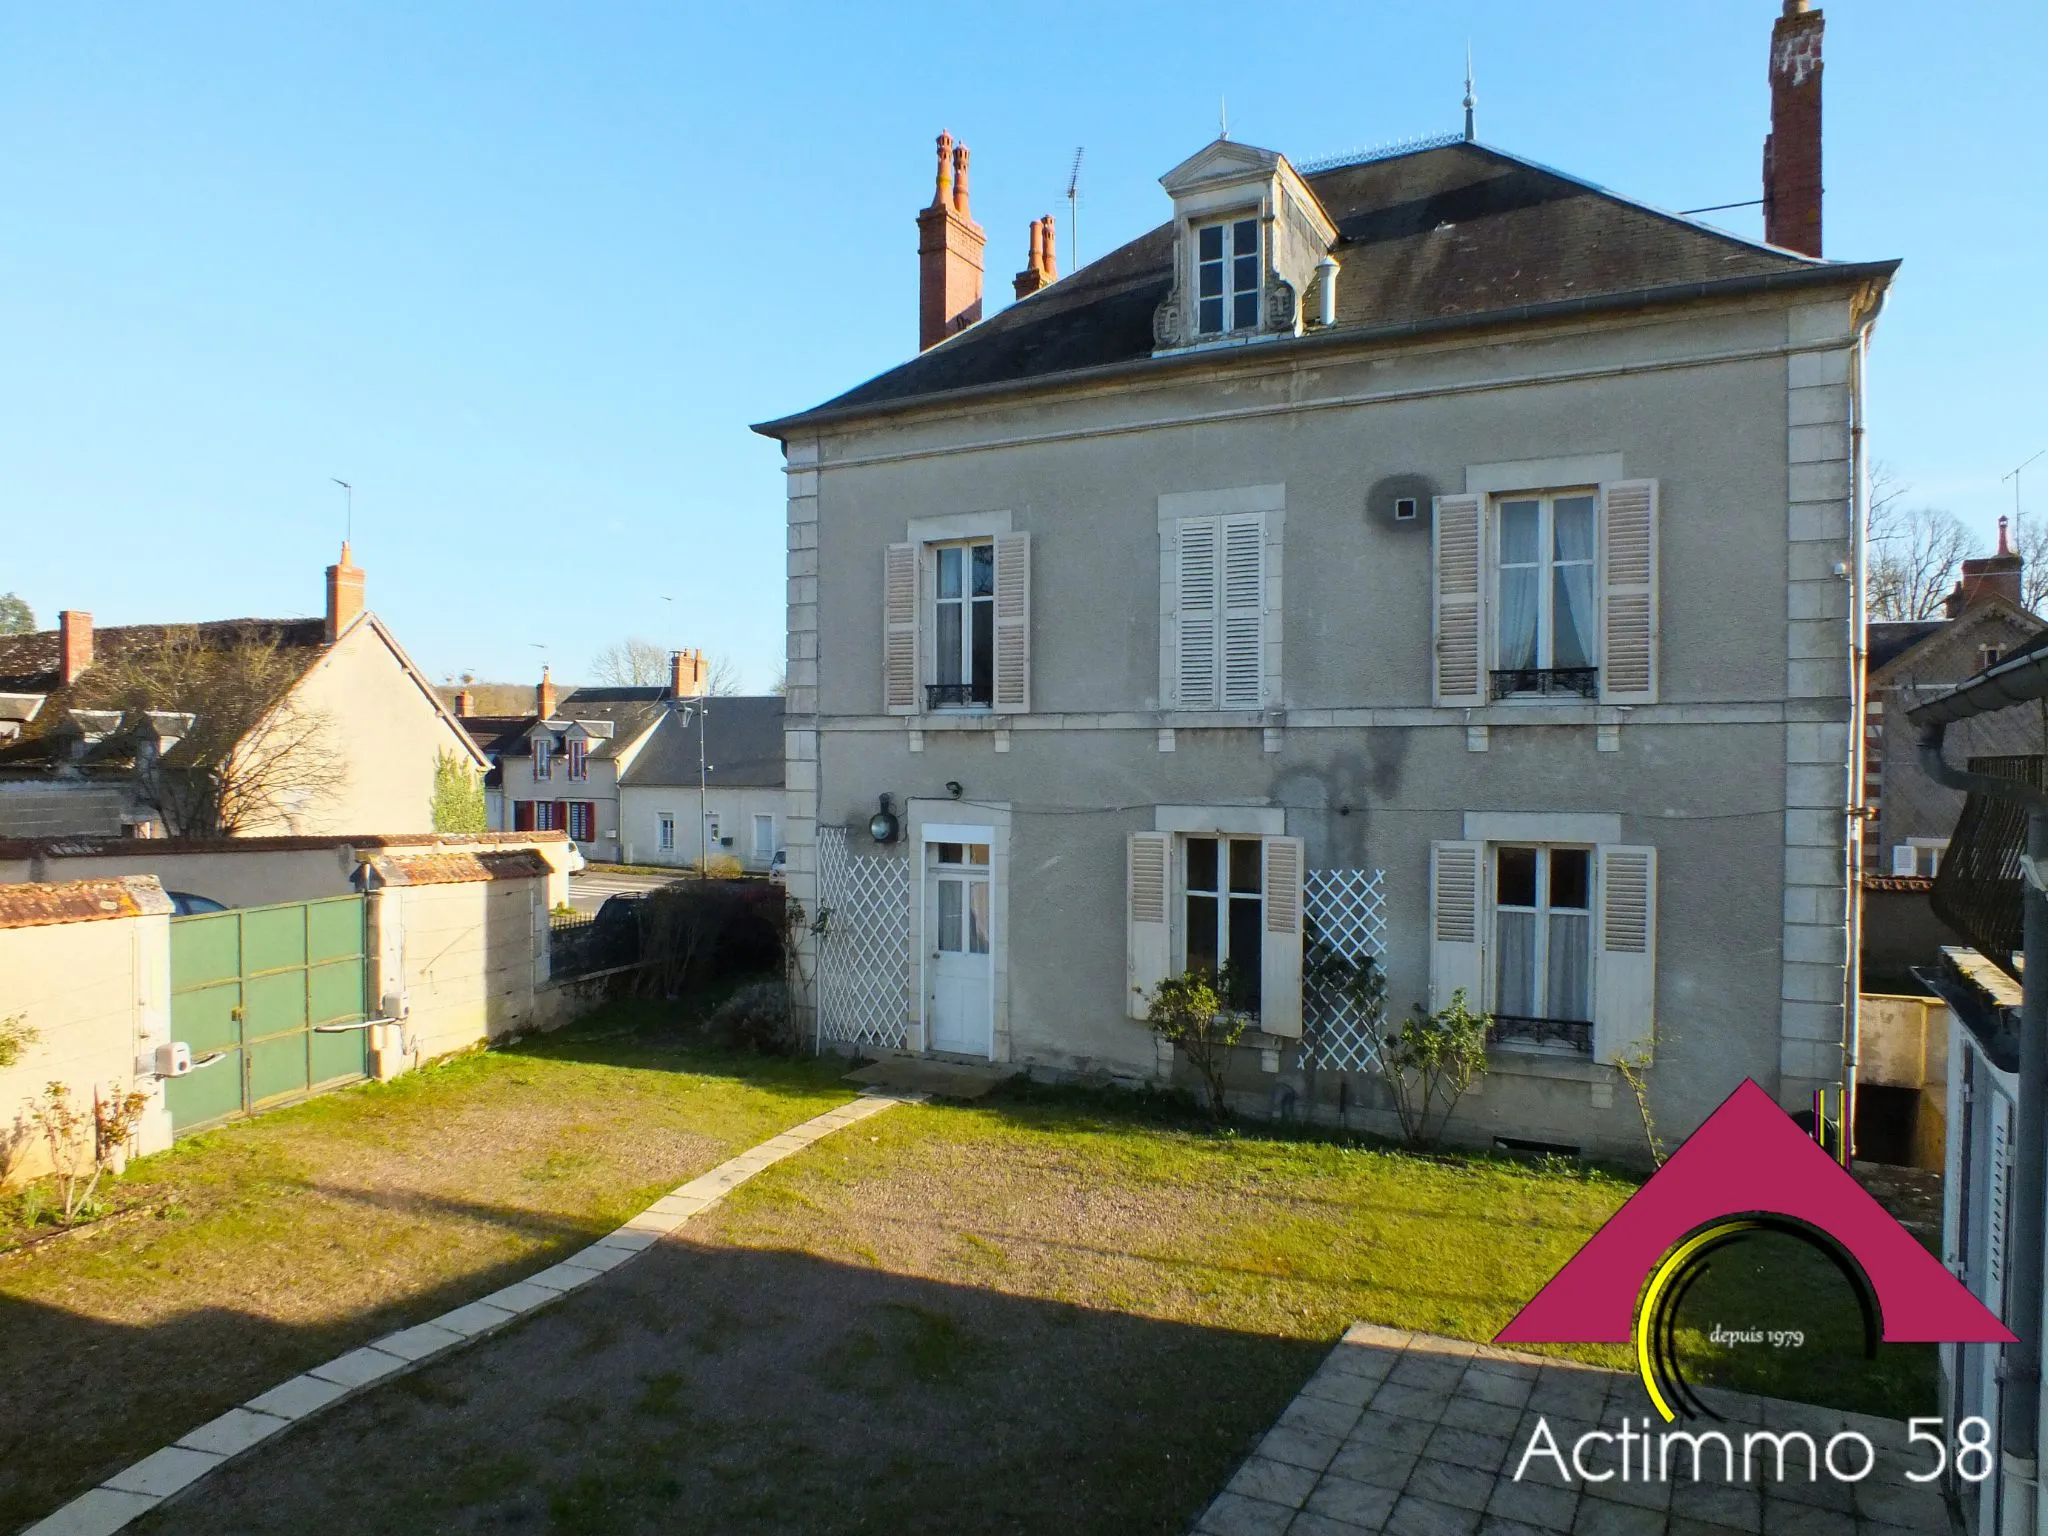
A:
[474, 688, 671, 762]
[1867, 621, 1947, 675]
[1869, 601, 2048, 687]
[755, 140, 1899, 438]
[620, 695, 784, 789]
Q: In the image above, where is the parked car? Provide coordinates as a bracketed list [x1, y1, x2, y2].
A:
[166, 891, 228, 916]
[564, 841, 588, 874]
[769, 849, 787, 885]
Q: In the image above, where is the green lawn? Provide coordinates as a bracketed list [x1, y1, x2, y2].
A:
[0, 999, 854, 1533]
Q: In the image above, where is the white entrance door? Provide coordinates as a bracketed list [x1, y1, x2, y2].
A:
[927, 840, 992, 1056]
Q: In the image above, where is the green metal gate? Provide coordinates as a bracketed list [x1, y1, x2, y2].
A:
[166, 895, 371, 1134]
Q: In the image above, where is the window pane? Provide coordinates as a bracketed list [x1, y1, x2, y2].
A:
[1187, 837, 1219, 893]
[1186, 893, 1219, 976]
[1497, 568, 1540, 670]
[1498, 501, 1541, 564]
[1550, 848, 1591, 910]
[936, 603, 963, 684]
[1233, 291, 1259, 330]
[1547, 911, 1592, 1021]
[937, 880, 963, 952]
[1495, 910, 1538, 1016]
[971, 599, 994, 701]
[1497, 846, 1538, 908]
[937, 546, 961, 599]
[1553, 564, 1597, 670]
[965, 843, 989, 866]
[968, 881, 990, 954]
[1198, 297, 1224, 334]
[1233, 253, 1259, 293]
[1228, 838, 1261, 895]
[1198, 263, 1223, 299]
[1554, 497, 1596, 562]
[1227, 897, 1264, 1012]
[1233, 219, 1259, 256]
[1198, 224, 1223, 260]
[970, 542, 995, 597]
[936, 842, 963, 864]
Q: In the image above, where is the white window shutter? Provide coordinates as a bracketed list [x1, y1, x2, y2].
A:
[1261, 835, 1305, 1037]
[1221, 513, 1265, 709]
[1593, 844, 1657, 1065]
[1432, 496, 1485, 707]
[1429, 840, 1485, 1014]
[883, 542, 919, 715]
[1599, 479, 1659, 704]
[1175, 518, 1218, 709]
[992, 531, 1031, 714]
[1127, 832, 1173, 1019]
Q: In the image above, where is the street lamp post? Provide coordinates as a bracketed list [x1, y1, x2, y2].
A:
[678, 699, 711, 879]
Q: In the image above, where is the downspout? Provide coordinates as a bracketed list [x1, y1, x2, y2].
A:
[1915, 717, 2048, 1533]
[1844, 317, 1870, 1157]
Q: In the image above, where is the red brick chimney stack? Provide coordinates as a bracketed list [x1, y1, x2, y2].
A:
[669, 648, 708, 699]
[58, 610, 93, 687]
[917, 131, 987, 352]
[1763, 0, 1824, 257]
[325, 542, 366, 643]
[537, 666, 558, 720]
[1013, 215, 1059, 300]
[1944, 517, 2024, 617]
[455, 689, 475, 717]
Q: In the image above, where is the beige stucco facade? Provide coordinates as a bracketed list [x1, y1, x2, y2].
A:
[617, 785, 784, 871]
[778, 288, 1884, 1160]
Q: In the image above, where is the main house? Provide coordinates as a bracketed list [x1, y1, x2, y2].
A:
[756, 4, 1895, 1157]
[0, 546, 486, 839]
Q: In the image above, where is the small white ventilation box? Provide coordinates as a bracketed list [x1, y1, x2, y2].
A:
[155, 1042, 193, 1078]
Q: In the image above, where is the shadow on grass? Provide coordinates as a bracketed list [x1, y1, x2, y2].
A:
[128, 1238, 1328, 1536]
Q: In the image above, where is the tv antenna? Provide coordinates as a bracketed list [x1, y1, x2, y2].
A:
[330, 478, 353, 545]
[1066, 147, 1084, 273]
[2004, 449, 2046, 526]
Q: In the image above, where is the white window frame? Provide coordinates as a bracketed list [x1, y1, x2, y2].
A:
[532, 737, 552, 780]
[929, 537, 996, 711]
[1490, 487, 1601, 694]
[1177, 832, 1267, 1013]
[752, 813, 776, 861]
[1193, 213, 1262, 337]
[1487, 843, 1596, 1051]
[657, 812, 675, 854]
[566, 737, 588, 781]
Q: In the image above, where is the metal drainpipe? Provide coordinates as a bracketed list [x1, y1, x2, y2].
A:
[1843, 322, 1869, 1157]
[1917, 722, 2048, 1531]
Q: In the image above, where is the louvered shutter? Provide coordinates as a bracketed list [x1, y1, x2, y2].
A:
[1599, 480, 1658, 704]
[1175, 519, 1218, 709]
[1592, 844, 1657, 1065]
[883, 542, 919, 715]
[993, 532, 1031, 714]
[1433, 495, 1485, 707]
[1221, 514, 1265, 709]
[1429, 840, 1485, 1013]
[1260, 835, 1305, 1037]
[1127, 832, 1173, 1019]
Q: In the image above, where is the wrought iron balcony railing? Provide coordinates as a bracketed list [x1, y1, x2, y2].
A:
[1490, 667, 1599, 701]
[925, 682, 991, 709]
[1487, 1015, 1593, 1054]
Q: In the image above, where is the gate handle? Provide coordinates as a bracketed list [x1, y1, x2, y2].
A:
[313, 1016, 399, 1034]
[190, 1051, 231, 1070]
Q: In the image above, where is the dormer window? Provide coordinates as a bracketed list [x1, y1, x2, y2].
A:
[534, 736, 553, 779]
[1196, 217, 1262, 336]
[567, 737, 588, 780]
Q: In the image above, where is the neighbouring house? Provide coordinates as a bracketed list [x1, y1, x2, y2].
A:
[0, 546, 487, 840]
[617, 693, 786, 872]
[461, 649, 775, 866]
[755, 2, 1895, 1157]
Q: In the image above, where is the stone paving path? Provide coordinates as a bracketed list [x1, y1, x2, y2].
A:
[24, 1089, 919, 1536]
[1195, 1323, 1961, 1536]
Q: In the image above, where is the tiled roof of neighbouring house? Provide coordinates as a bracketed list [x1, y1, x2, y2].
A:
[620, 695, 785, 789]
[756, 141, 1898, 436]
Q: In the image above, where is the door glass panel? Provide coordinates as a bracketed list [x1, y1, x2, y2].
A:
[965, 843, 989, 867]
[936, 842, 963, 865]
[1227, 897, 1263, 1012]
[970, 542, 995, 597]
[1547, 912, 1592, 1022]
[1496, 910, 1538, 1015]
[937, 879, 963, 952]
[1497, 847, 1538, 907]
[967, 881, 990, 954]
[1550, 848, 1591, 910]
[937, 604, 963, 685]
[936, 546, 961, 600]
[1186, 837, 1218, 893]
[971, 600, 994, 701]
[1498, 501, 1541, 563]
[1228, 839, 1261, 895]
[1186, 894, 1218, 977]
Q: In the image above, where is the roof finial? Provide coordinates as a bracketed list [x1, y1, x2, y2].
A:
[1219, 95, 1228, 141]
[1463, 44, 1476, 142]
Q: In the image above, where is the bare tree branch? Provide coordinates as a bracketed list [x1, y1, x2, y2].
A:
[1867, 478, 1976, 620]
[77, 629, 346, 836]
[588, 637, 669, 687]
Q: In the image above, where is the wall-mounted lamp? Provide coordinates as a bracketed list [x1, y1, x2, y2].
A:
[869, 793, 900, 844]
[945, 780, 963, 800]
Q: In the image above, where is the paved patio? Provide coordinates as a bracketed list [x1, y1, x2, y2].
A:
[1194, 1323, 1960, 1536]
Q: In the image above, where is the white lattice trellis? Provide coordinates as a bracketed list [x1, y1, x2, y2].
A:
[813, 824, 912, 1050]
[1300, 867, 1388, 1072]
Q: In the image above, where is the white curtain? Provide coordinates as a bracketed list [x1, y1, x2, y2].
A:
[1496, 501, 1541, 670]
[1547, 911, 1592, 1021]
[1552, 499, 1597, 670]
[1495, 910, 1537, 1015]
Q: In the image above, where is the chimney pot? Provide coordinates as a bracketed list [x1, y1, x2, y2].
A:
[58, 610, 94, 688]
[916, 132, 987, 351]
[325, 542, 366, 643]
[1013, 215, 1059, 300]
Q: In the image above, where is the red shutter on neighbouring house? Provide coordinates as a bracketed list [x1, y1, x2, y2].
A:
[514, 801, 535, 831]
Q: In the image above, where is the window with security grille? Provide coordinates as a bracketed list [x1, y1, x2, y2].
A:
[1493, 846, 1592, 1033]
[1195, 217, 1262, 336]
[1495, 492, 1598, 686]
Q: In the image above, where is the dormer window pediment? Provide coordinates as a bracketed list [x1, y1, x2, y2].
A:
[1152, 139, 1339, 356]
[66, 708, 124, 744]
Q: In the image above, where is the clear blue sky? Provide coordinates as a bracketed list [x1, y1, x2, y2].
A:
[2, 2, 2040, 690]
